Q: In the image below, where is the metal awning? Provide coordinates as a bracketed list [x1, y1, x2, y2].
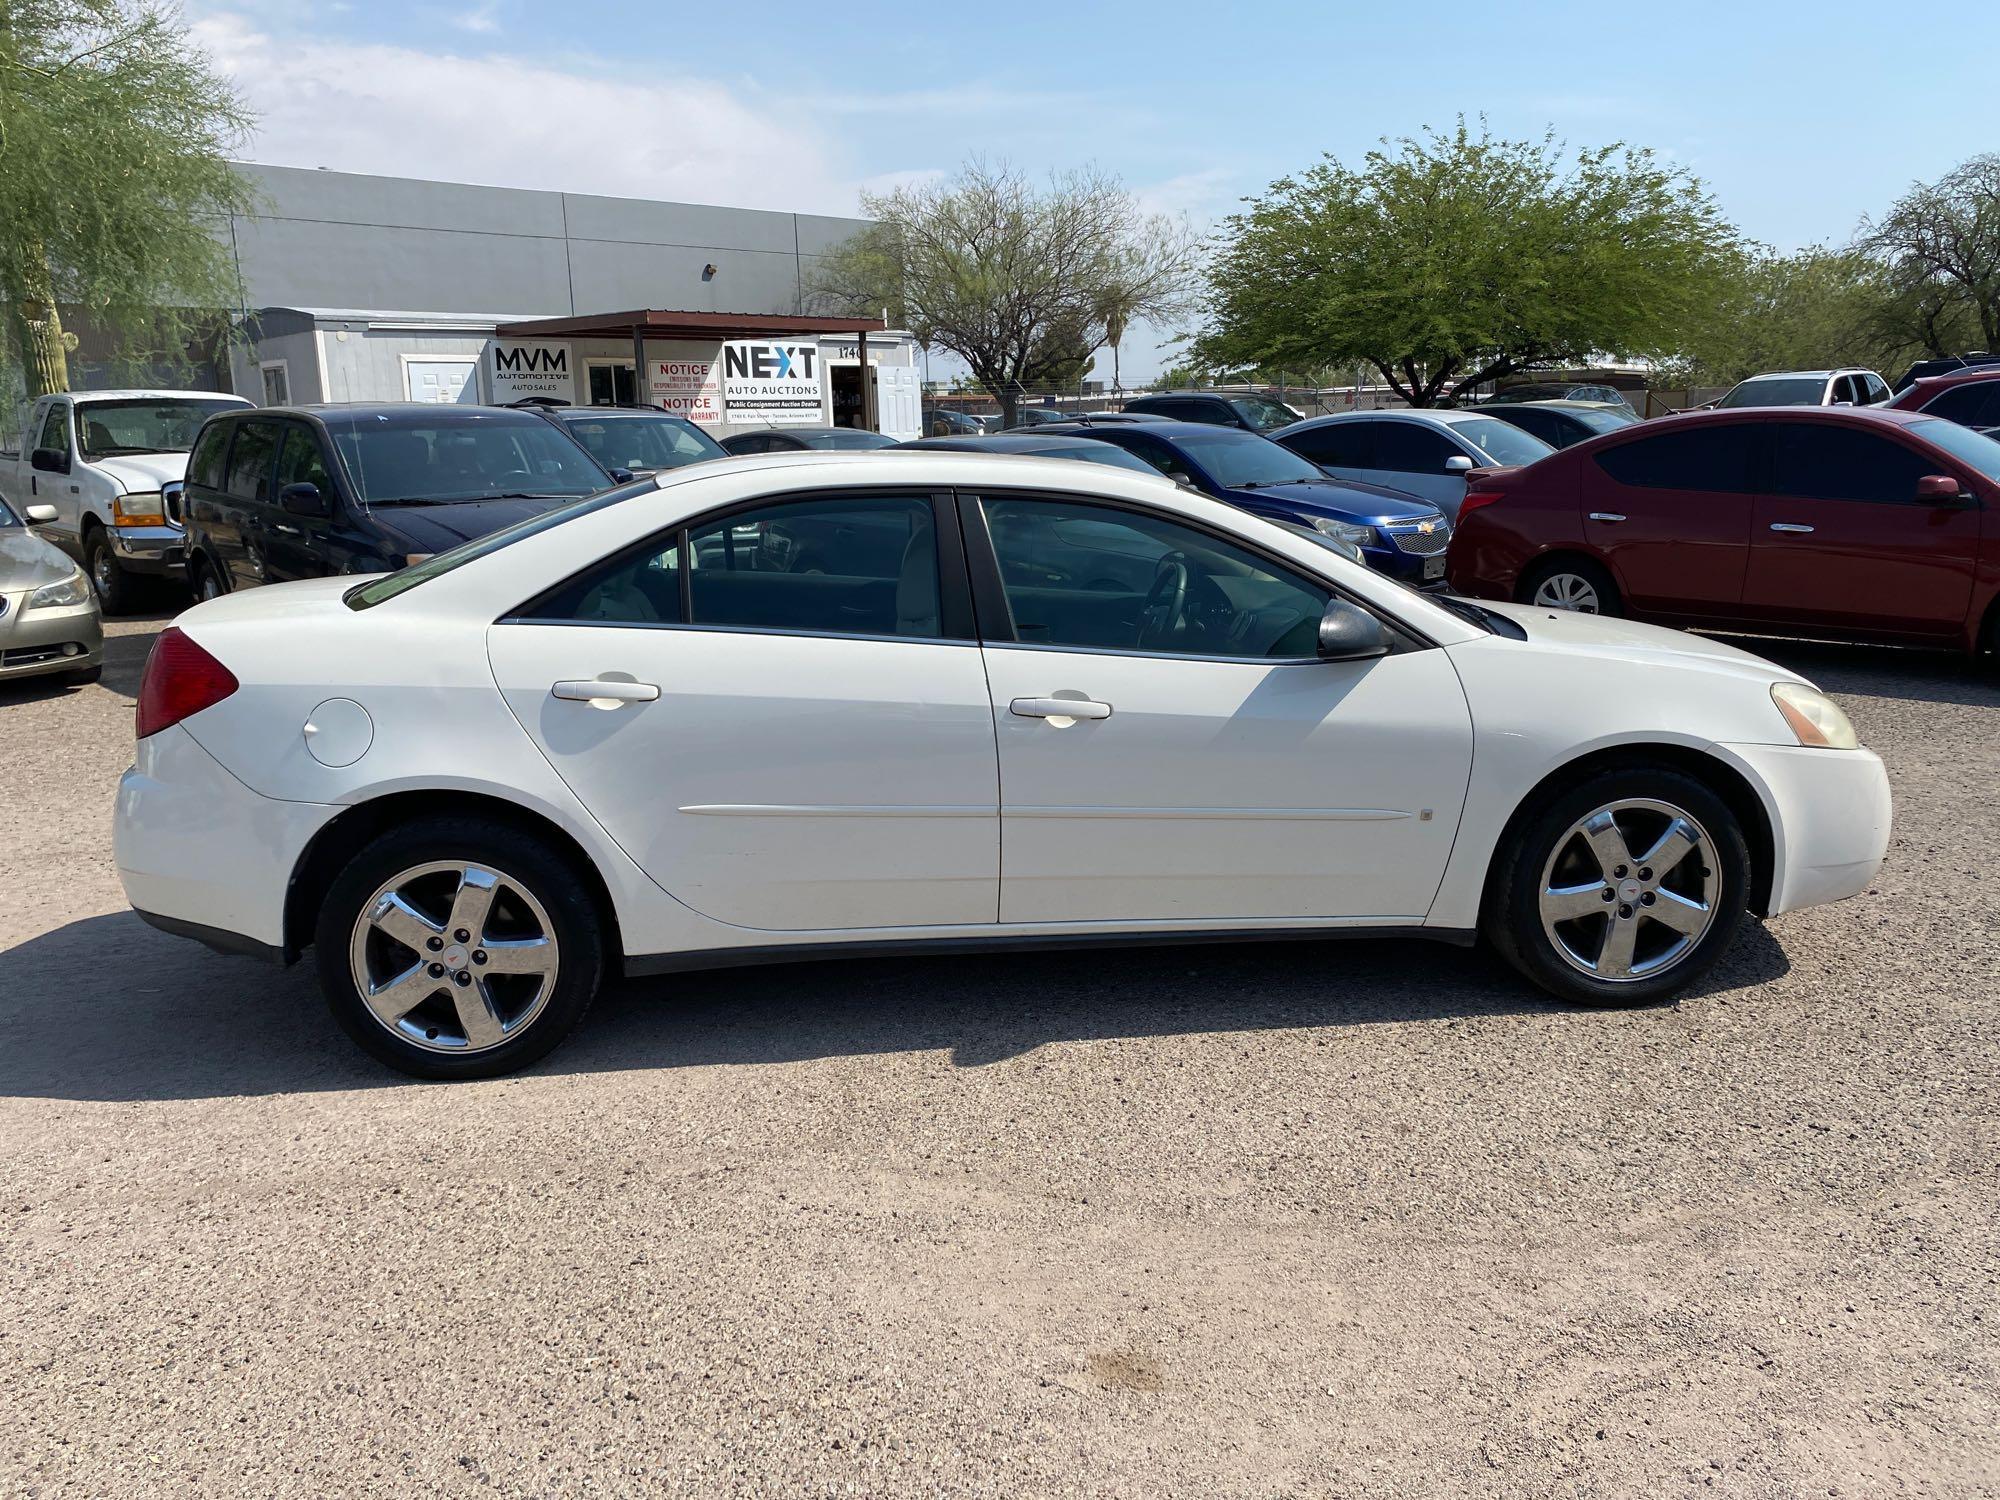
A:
[494, 310, 886, 341]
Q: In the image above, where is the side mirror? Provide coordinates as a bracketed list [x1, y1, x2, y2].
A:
[1443, 454, 1475, 475]
[30, 447, 68, 475]
[23, 502, 57, 524]
[609, 467, 636, 484]
[1915, 473, 1969, 505]
[1316, 598, 1391, 661]
[1164, 469, 1194, 487]
[279, 481, 331, 518]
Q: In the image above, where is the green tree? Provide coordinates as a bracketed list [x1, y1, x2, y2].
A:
[1193, 122, 1742, 407]
[0, 1, 254, 397]
[1858, 154, 2000, 356]
[814, 161, 1201, 428]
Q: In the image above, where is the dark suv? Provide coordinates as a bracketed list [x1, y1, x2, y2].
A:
[1120, 391, 1303, 433]
[181, 404, 616, 598]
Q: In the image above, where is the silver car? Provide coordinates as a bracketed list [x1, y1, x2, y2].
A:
[1272, 409, 1556, 520]
[1, 497, 103, 686]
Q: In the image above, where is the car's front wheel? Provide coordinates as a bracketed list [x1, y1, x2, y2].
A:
[314, 817, 606, 1079]
[85, 526, 140, 615]
[1485, 765, 1751, 1007]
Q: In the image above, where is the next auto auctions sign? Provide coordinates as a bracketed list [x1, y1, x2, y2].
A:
[649, 355, 722, 425]
[722, 341, 823, 426]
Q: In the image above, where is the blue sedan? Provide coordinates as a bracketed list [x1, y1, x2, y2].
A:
[1036, 421, 1452, 584]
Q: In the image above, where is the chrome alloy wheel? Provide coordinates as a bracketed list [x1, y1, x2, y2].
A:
[1531, 571, 1601, 613]
[91, 547, 118, 598]
[1538, 798, 1717, 982]
[347, 861, 560, 1054]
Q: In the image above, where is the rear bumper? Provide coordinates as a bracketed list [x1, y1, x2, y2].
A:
[114, 722, 338, 953]
[1716, 741, 1893, 917]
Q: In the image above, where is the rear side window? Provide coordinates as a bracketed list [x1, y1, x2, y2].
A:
[1771, 424, 1940, 504]
[1594, 424, 1758, 492]
[223, 421, 281, 502]
[1921, 382, 2000, 427]
[1281, 421, 1374, 469]
[1373, 421, 1461, 474]
[187, 421, 231, 490]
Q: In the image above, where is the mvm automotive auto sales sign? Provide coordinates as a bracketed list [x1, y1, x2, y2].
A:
[490, 341, 569, 403]
[722, 341, 824, 426]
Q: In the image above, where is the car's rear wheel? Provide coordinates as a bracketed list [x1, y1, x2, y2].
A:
[1519, 555, 1620, 617]
[314, 818, 605, 1079]
[1485, 765, 1750, 1008]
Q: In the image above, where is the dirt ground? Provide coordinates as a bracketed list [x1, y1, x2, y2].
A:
[2, 613, 1995, 1498]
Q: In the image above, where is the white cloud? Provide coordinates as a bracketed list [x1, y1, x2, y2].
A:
[190, 10, 862, 216]
[449, 3, 500, 34]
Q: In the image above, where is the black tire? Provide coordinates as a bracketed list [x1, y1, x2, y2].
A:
[314, 817, 606, 1080]
[1484, 763, 1751, 1008]
[83, 526, 141, 616]
[1517, 554, 1621, 617]
[189, 554, 226, 603]
[66, 664, 102, 686]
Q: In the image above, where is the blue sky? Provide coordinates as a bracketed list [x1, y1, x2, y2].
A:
[192, 0, 2000, 379]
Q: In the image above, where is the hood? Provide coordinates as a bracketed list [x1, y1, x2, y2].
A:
[1226, 478, 1442, 525]
[1475, 600, 1807, 684]
[92, 452, 189, 492]
[361, 496, 566, 555]
[0, 526, 87, 591]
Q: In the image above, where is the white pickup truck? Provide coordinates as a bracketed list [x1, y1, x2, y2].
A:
[0, 389, 252, 612]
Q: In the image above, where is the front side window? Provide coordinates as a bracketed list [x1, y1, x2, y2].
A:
[981, 496, 1329, 659]
[1229, 396, 1302, 432]
[1908, 418, 2000, 485]
[223, 422, 281, 502]
[1167, 430, 1324, 489]
[275, 427, 335, 497]
[1595, 424, 1758, 492]
[1771, 423, 1940, 504]
[1373, 421, 1462, 474]
[560, 414, 723, 471]
[1281, 420, 1374, 469]
[37, 403, 69, 457]
[1448, 416, 1555, 467]
[75, 398, 242, 458]
[187, 420, 231, 490]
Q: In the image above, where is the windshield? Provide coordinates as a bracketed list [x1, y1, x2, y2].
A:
[1718, 376, 1825, 409]
[1567, 405, 1638, 435]
[328, 414, 610, 505]
[559, 413, 723, 472]
[1172, 430, 1324, 488]
[802, 429, 899, 450]
[1910, 418, 2000, 484]
[1229, 396, 1304, 432]
[1447, 416, 1556, 467]
[75, 398, 243, 457]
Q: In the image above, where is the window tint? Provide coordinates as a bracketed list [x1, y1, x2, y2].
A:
[1862, 373, 1891, 404]
[37, 403, 69, 456]
[1373, 421, 1462, 473]
[981, 497, 1330, 660]
[223, 421, 281, 502]
[1281, 420, 1374, 469]
[187, 421, 230, 490]
[1489, 408, 1560, 445]
[328, 414, 605, 505]
[1772, 423, 1941, 504]
[1594, 424, 1758, 492]
[1717, 376, 1826, 409]
[1922, 382, 2000, 427]
[1228, 396, 1301, 432]
[1449, 416, 1555, 467]
[1908, 419, 2000, 484]
[560, 414, 723, 471]
[691, 496, 940, 637]
[275, 427, 334, 496]
[1102, 432, 1184, 476]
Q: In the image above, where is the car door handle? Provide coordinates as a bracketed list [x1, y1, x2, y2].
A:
[1769, 523, 1815, 534]
[1588, 512, 1626, 523]
[1010, 696, 1112, 721]
[552, 679, 660, 704]
[272, 522, 300, 536]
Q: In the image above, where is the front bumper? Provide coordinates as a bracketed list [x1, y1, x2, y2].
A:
[115, 722, 339, 953]
[108, 523, 186, 576]
[1716, 741, 1893, 917]
[0, 590, 103, 681]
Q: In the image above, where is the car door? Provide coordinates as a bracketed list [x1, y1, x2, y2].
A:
[1582, 421, 1758, 617]
[1742, 418, 1981, 637]
[1357, 419, 1466, 513]
[1279, 419, 1376, 486]
[964, 491, 1473, 925]
[218, 419, 282, 588]
[259, 424, 343, 582]
[486, 490, 999, 932]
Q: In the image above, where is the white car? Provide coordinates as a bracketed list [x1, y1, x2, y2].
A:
[115, 453, 1892, 1079]
[1712, 369, 1892, 410]
[1273, 409, 1557, 520]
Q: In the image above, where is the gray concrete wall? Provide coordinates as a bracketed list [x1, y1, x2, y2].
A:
[226, 164, 868, 320]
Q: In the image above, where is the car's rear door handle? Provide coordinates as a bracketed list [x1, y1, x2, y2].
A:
[1769, 523, 1815, 534]
[1588, 512, 1626, 523]
[552, 679, 660, 704]
[1010, 696, 1112, 721]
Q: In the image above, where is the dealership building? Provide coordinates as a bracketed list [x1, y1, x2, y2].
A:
[210, 163, 923, 439]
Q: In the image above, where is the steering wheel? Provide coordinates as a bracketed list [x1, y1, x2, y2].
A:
[1137, 552, 1191, 648]
[489, 468, 535, 493]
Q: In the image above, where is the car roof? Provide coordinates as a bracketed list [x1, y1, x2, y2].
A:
[61, 389, 246, 403]
[545, 406, 696, 420]
[1277, 407, 1492, 432]
[1033, 419, 1263, 441]
[902, 433, 1098, 452]
[271, 402, 551, 425]
[1909, 367, 2000, 391]
[1502, 399, 1631, 413]
[1735, 370, 1850, 382]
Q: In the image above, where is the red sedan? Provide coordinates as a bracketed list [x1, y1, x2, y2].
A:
[1445, 407, 2000, 654]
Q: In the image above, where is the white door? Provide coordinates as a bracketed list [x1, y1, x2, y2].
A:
[486, 493, 998, 931]
[876, 364, 922, 442]
[405, 360, 478, 404]
[973, 494, 1474, 924]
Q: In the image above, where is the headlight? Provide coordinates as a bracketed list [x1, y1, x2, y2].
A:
[111, 491, 165, 527]
[27, 569, 91, 610]
[1771, 682, 1858, 750]
[1310, 516, 1377, 549]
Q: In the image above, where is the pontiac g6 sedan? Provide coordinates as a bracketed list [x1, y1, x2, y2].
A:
[116, 453, 1892, 1079]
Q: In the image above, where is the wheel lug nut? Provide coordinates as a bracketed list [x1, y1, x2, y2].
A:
[1641, 892, 1656, 906]
[1638, 867, 1653, 881]
[454, 929, 470, 943]
[426, 937, 444, 952]
[472, 949, 487, 965]
[1618, 904, 1633, 919]
[427, 963, 445, 978]
[453, 971, 472, 987]
[1613, 865, 1628, 879]
[1601, 888, 1616, 902]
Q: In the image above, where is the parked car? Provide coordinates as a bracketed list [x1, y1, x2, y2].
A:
[117, 449, 1890, 1079]
[1120, 391, 1304, 433]
[1272, 409, 1556, 521]
[529, 405, 724, 476]
[1482, 382, 1638, 416]
[1002, 408, 1080, 429]
[1889, 353, 2000, 394]
[1479, 400, 1641, 451]
[181, 403, 617, 598]
[1885, 367, 2000, 431]
[1064, 411, 1167, 424]
[719, 426, 900, 454]
[1712, 369, 1891, 409]
[0, 389, 252, 613]
[896, 433, 1166, 475]
[1037, 420, 1452, 585]
[0, 495, 102, 686]
[922, 406, 987, 437]
[1446, 407, 2000, 654]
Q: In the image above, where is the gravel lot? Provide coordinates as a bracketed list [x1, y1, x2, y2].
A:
[3, 612, 1996, 1498]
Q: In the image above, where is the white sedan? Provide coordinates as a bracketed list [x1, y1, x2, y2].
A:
[115, 452, 1892, 1079]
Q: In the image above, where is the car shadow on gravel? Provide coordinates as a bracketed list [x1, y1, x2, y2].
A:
[0, 614, 165, 708]
[0, 910, 1790, 1102]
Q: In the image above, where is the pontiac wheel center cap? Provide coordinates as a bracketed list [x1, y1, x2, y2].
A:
[442, 945, 469, 970]
[1619, 880, 1642, 903]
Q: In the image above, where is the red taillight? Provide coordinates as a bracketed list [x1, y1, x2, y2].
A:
[135, 627, 239, 739]
[1457, 487, 1504, 520]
